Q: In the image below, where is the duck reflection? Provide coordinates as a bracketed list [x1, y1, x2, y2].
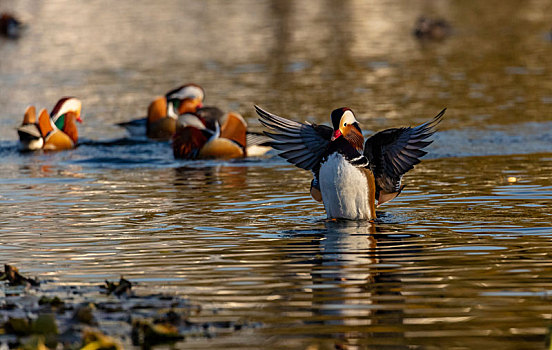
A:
[288, 220, 409, 349]
[18, 163, 86, 180]
[314, 220, 378, 285]
[173, 164, 248, 191]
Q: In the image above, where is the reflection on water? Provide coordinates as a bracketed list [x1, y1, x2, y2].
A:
[1, 152, 551, 348]
[1, 0, 552, 348]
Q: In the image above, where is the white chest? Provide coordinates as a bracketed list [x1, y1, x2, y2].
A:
[319, 153, 374, 220]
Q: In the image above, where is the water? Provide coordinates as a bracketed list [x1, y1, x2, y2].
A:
[1, 0, 552, 349]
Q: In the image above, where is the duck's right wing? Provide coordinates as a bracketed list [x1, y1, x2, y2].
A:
[255, 105, 332, 171]
[255, 106, 333, 170]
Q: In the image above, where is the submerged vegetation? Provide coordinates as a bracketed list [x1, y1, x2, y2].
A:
[0, 265, 259, 349]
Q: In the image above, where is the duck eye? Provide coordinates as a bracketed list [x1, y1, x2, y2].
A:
[344, 122, 347, 127]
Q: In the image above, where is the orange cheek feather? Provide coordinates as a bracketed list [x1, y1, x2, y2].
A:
[178, 98, 202, 115]
[343, 125, 364, 151]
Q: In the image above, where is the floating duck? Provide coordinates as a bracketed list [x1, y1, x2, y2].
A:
[147, 84, 205, 139]
[413, 16, 451, 41]
[117, 84, 204, 140]
[17, 97, 82, 151]
[173, 106, 249, 159]
[257, 106, 445, 220]
[0, 13, 23, 39]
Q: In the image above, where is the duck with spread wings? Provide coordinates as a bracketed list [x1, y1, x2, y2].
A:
[256, 105, 445, 220]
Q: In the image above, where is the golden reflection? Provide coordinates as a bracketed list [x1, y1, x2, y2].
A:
[18, 163, 85, 179]
[286, 221, 410, 349]
[172, 164, 248, 191]
[315, 222, 403, 349]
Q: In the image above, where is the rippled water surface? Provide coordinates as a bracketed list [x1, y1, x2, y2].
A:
[1, 0, 552, 349]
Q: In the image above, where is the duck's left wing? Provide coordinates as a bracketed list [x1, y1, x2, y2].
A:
[364, 108, 445, 204]
[256, 105, 332, 170]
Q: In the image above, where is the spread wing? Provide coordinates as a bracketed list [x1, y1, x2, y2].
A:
[364, 108, 445, 200]
[255, 105, 332, 170]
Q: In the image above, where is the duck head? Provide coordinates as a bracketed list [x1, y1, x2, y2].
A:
[413, 16, 451, 41]
[165, 84, 205, 119]
[177, 113, 207, 131]
[330, 107, 364, 152]
[195, 106, 224, 131]
[50, 97, 82, 144]
[0, 13, 23, 39]
[176, 112, 219, 140]
[50, 97, 83, 128]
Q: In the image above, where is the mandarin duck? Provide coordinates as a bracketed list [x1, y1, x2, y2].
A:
[117, 84, 204, 140]
[147, 84, 205, 139]
[0, 13, 23, 39]
[173, 106, 249, 159]
[257, 106, 445, 220]
[413, 16, 452, 41]
[17, 97, 82, 151]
